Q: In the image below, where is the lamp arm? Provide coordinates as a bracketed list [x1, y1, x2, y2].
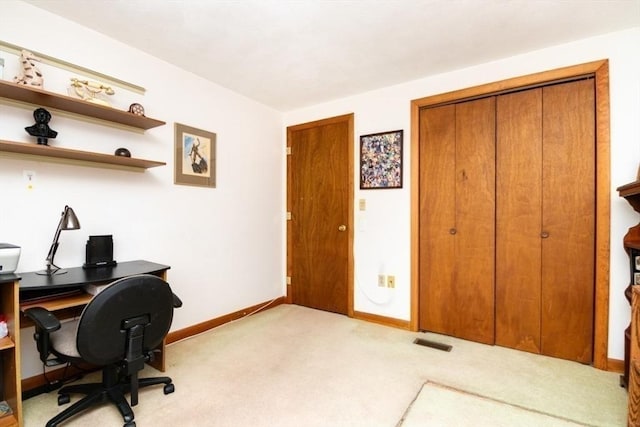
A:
[45, 217, 65, 266]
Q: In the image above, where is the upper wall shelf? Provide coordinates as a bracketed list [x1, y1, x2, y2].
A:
[0, 80, 165, 131]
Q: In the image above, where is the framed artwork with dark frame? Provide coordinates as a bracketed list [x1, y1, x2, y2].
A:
[360, 129, 403, 189]
[174, 123, 216, 188]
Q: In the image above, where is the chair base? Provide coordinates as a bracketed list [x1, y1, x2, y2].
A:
[45, 367, 173, 427]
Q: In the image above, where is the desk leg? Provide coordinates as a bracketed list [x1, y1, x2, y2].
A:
[148, 340, 166, 372]
[147, 269, 169, 372]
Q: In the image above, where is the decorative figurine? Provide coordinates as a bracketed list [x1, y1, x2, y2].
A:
[69, 77, 115, 107]
[14, 50, 43, 87]
[128, 103, 145, 116]
[25, 108, 57, 145]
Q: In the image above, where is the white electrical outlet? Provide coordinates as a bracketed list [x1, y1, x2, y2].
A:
[387, 275, 396, 288]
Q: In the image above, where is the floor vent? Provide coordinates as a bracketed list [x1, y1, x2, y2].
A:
[413, 338, 452, 352]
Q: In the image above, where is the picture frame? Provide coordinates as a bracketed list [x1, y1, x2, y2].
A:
[360, 129, 403, 189]
[174, 123, 216, 188]
[635, 255, 640, 271]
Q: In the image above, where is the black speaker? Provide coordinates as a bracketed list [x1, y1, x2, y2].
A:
[83, 235, 117, 268]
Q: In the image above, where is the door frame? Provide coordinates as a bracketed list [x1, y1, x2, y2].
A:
[409, 60, 611, 370]
[286, 113, 355, 317]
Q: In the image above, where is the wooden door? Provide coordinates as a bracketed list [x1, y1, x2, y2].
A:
[496, 88, 544, 353]
[540, 79, 595, 363]
[287, 115, 353, 315]
[495, 79, 595, 363]
[419, 97, 496, 344]
[419, 104, 456, 336]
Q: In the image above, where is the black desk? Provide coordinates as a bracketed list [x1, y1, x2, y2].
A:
[18, 259, 171, 373]
[19, 259, 170, 300]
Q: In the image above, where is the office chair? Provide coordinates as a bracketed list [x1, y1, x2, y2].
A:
[25, 274, 183, 427]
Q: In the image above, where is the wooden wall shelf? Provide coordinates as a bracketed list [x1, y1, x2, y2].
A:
[0, 80, 165, 131]
[0, 140, 165, 171]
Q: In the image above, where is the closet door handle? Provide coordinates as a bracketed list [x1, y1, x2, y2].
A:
[338, 225, 347, 232]
[541, 231, 550, 238]
[449, 228, 457, 235]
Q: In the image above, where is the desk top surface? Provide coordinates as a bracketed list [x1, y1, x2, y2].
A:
[15, 260, 170, 291]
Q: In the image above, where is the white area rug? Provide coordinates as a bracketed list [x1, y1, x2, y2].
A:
[401, 381, 591, 427]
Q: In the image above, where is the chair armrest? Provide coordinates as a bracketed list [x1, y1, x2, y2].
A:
[24, 307, 62, 365]
[172, 293, 183, 309]
[24, 307, 61, 333]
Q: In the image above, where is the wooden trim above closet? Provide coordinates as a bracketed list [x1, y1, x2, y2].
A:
[409, 59, 611, 371]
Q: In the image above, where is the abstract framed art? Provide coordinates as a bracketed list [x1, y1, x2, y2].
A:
[174, 123, 216, 188]
[359, 129, 403, 189]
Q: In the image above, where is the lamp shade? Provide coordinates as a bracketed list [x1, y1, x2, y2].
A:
[37, 205, 81, 275]
[61, 206, 80, 230]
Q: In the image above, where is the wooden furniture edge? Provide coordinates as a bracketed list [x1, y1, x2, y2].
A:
[629, 287, 640, 426]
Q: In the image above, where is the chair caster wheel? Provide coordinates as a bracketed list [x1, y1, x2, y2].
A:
[164, 383, 175, 394]
[124, 422, 136, 427]
[58, 394, 70, 405]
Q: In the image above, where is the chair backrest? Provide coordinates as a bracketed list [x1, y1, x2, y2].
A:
[75, 274, 175, 366]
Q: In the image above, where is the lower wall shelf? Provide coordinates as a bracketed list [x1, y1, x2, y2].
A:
[0, 139, 165, 172]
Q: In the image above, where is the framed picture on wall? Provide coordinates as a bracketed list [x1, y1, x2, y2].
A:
[359, 129, 403, 189]
[174, 123, 216, 188]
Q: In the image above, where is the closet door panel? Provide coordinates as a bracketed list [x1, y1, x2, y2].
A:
[496, 88, 543, 353]
[419, 105, 456, 334]
[541, 79, 595, 363]
[454, 97, 496, 344]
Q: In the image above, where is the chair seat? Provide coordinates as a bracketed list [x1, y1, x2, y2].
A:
[50, 319, 81, 358]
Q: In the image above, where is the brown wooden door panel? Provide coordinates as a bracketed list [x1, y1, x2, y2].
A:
[495, 88, 543, 353]
[289, 118, 350, 315]
[419, 104, 456, 334]
[454, 98, 496, 344]
[541, 79, 595, 363]
[419, 98, 496, 344]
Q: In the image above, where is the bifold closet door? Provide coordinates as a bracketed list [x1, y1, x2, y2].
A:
[496, 79, 595, 363]
[419, 97, 496, 345]
[496, 88, 544, 354]
[540, 79, 595, 363]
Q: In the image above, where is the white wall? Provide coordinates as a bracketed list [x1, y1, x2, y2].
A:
[284, 27, 640, 361]
[0, 1, 285, 378]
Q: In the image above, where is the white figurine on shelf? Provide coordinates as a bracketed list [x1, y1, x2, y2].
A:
[69, 77, 115, 107]
[14, 50, 43, 87]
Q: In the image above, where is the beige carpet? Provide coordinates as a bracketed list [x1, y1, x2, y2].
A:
[23, 305, 627, 426]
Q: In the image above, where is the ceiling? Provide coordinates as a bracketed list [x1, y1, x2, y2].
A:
[25, 0, 640, 111]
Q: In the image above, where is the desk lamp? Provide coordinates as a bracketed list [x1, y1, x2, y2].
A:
[37, 205, 81, 276]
